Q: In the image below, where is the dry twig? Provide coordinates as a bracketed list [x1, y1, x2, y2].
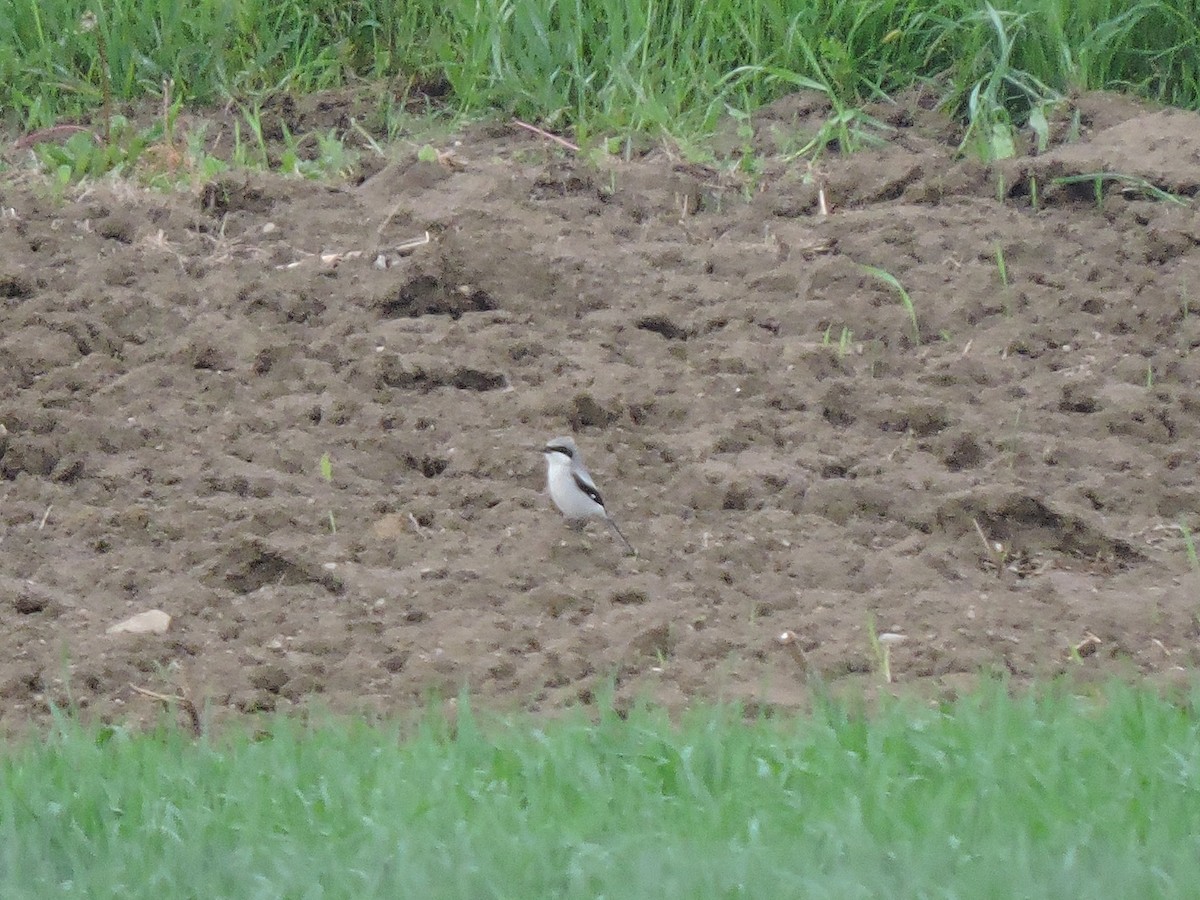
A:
[973, 518, 1008, 577]
[512, 119, 580, 152]
[130, 684, 203, 737]
[777, 630, 811, 674]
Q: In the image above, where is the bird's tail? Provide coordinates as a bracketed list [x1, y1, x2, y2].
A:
[606, 517, 636, 556]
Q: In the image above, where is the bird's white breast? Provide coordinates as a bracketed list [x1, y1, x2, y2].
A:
[545, 453, 605, 520]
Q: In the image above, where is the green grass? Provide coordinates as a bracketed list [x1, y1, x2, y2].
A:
[4, 683, 1200, 897]
[1052, 171, 1191, 206]
[862, 264, 921, 346]
[2, 0, 1199, 142]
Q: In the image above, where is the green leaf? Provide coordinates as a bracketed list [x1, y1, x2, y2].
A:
[989, 122, 1016, 160]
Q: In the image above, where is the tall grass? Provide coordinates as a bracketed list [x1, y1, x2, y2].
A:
[1, 0, 1198, 137]
[3, 684, 1200, 897]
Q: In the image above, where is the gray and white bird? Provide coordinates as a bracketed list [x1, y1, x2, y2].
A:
[541, 435, 636, 555]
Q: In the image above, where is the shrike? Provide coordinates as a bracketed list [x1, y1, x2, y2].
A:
[541, 436, 636, 555]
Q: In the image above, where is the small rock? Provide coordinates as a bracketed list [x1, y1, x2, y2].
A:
[106, 609, 171, 635]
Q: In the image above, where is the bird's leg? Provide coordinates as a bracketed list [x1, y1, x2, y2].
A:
[606, 518, 636, 556]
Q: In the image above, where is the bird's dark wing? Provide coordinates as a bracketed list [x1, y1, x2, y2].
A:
[572, 470, 605, 509]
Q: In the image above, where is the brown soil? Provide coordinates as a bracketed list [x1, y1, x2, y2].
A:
[3, 90, 1200, 730]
